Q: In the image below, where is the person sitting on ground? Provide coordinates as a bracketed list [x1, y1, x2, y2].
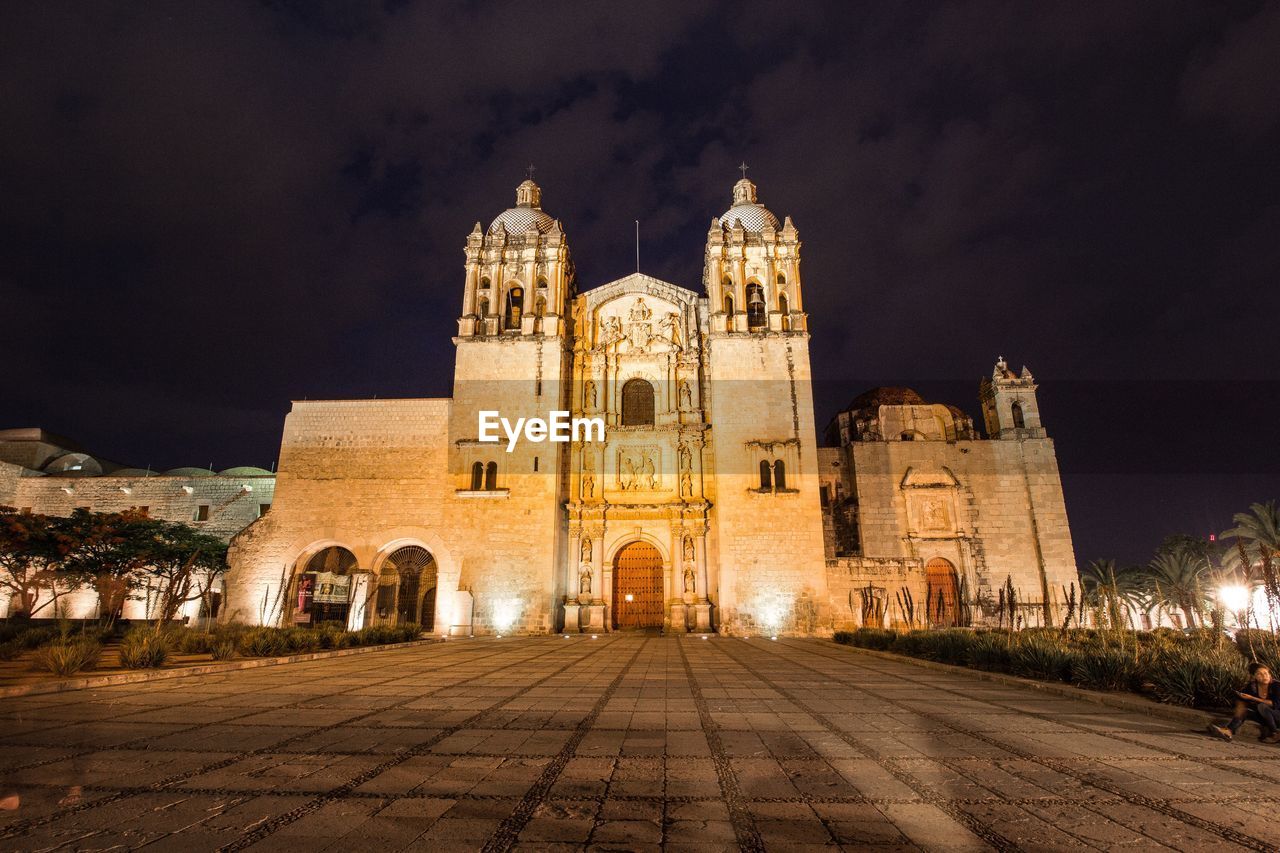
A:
[1208, 662, 1280, 742]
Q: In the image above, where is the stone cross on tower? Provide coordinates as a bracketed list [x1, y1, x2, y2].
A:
[738, 161, 749, 179]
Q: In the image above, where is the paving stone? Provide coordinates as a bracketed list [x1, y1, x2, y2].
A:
[2, 637, 1277, 850]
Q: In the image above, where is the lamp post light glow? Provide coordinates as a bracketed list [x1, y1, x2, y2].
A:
[1219, 584, 1250, 613]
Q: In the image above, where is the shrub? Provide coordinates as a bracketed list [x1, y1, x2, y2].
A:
[852, 628, 897, 650]
[33, 637, 101, 676]
[0, 640, 24, 661]
[180, 632, 217, 655]
[967, 633, 1012, 671]
[1148, 646, 1247, 707]
[928, 629, 976, 665]
[211, 638, 238, 660]
[1070, 647, 1137, 691]
[282, 628, 321, 653]
[118, 631, 172, 669]
[833, 631, 855, 645]
[239, 627, 288, 658]
[1010, 635, 1074, 682]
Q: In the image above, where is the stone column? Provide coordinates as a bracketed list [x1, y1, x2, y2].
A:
[583, 527, 606, 633]
[694, 531, 712, 631]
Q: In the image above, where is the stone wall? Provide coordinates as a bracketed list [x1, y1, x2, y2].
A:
[828, 435, 1078, 624]
[0, 462, 275, 619]
[706, 333, 830, 635]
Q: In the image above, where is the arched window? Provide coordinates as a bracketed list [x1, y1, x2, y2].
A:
[1011, 401, 1025, 429]
[746, 283, 766, 330]
[484, 461, 498, 490]
[773, 460, 786, 490]
[479, 276, 490, 290]
[777, 293, 790, 331]
[900, 431, 916, 441]
[477, 297, 489, 317]
[505, 286, 523, 330]
[536, 276, 547, 290]
[470, 461, 484, 490]
[776, 272, 786, 286]
[759, 460, 772, 490]
[723, 293, 734, 315]
[621, 379, 655, 426]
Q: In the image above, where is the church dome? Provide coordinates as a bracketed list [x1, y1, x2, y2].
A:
[488, 179, 556, 234]
[846, 387, 926, 412]
[719, 178, 780, 232]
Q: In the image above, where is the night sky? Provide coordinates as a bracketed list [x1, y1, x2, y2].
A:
[3, 2, 1277, 566]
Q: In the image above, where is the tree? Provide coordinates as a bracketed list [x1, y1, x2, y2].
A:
[0, 507, 74, 618]
[58, 508, 156, 625]
[1222, 501, 1280, 573]
[1080, 559, 1145, 629]
[134, 521, 228, 627]
[1143, 545, 1209, 628]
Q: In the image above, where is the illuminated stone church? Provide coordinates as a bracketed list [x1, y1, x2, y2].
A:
[221, 176, 1079, 635]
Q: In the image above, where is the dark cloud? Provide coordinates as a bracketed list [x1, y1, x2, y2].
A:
[3, 0, 1278, 565]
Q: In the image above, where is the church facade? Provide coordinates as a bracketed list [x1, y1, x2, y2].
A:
[218, 176, 1079, 635]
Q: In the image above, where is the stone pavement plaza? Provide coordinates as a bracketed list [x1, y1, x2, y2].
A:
[2, 637, 1279, 852]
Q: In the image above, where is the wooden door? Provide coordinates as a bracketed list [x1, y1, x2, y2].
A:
[925, 558, 961, 627]
[612, 542, 664, 630]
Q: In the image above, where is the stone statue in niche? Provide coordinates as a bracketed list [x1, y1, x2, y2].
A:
[580, 537, 592, 563]
[682, 537, 697, 596]
[678, 380, 693, 410]
[572, 299, 584, 337]
[678, 441, 691, 471]
[583, 379, 597, 411]
[661, 312, 682, 350]
[579, 566, 592, 597]
[680, 469, 693, 497]
[581, 471, 595, 498]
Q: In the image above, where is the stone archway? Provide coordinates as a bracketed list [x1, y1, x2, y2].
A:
[612, 541, 664, 630]
[925, 558, 962, 628]
[297, 546, 359, 626]
[383, 545, 437, 630]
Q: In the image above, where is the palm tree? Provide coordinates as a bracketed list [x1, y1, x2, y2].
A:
[1222, 501, 1280, 570]
[1143, 547, 1210, 628]
[1222, 500, 1280, 624]
[1080, 559, 1146, 628]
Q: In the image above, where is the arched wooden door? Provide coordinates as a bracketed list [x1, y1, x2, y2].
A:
[925, 558, 962, 627]
[612, 542, 664, 630]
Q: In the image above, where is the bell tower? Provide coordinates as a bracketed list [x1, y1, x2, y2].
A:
[702, 173, 829, 635]
[447, 177, 576, 634]
[457, 179, 574, 339]
[980, 356, 1045, 439]
[704, 177, 806, 335]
